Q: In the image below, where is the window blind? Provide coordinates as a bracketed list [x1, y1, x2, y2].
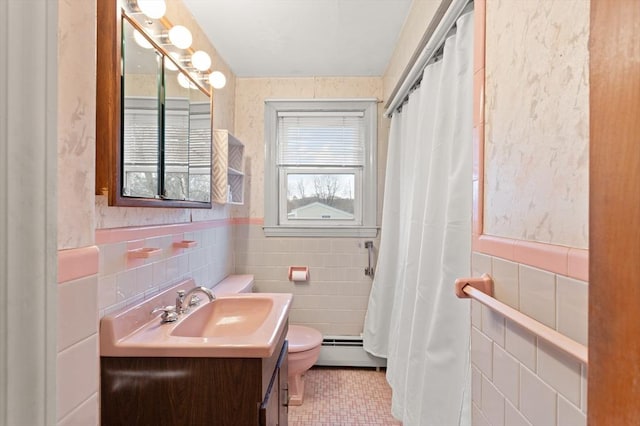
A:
[189, 102, 212, 169]
[164, 111, 189, 168]
[124, 97, 211, 169]
[277, 113, 365, 166]
[123, 107, 158, 166]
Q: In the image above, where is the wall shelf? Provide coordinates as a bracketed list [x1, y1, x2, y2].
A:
[213, 129, 245, 205]
[127, 247, 162, 259]
[172, 240, 197, 249]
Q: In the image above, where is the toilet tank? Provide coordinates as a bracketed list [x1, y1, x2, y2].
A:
[212, 274, 255, 295]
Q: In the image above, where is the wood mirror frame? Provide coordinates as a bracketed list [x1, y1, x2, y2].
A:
[96, 0, 213, 209]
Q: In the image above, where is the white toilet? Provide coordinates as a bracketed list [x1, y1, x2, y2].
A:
[213, 275, 323, 406]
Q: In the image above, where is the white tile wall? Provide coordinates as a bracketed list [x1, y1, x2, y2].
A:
[471, 252, 588, 426]
[58, 275, 98, 351]
[556, 276, 588, 345]
[472, 299, 483, 328]
[57, 335, 99, 422]
[580, 365, 588, 414]
[558, 394, 586, 426]
[233, 224, 378, 335]
[482, 306, 505, 347]
[505, 320, 537, 372]
[472, 365, 482, 404]
[491, 258, 519, 309]
[537, 340, 582, 406]
[520, 366, 557, 426]
[505, 399, 532, 426]
[482, 376, 505, 426]
[518, 265, 557, 329]
[472, 327, 493, 379]
[57, 274, 99, 425]
[472, 252, 493, 277]
[58, 394, 99, 426]
[98, 226, 234, 316]
[473, 403, 492, 426]
[493, 343, 519, 408]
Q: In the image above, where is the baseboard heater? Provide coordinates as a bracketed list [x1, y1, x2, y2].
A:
[315, 335, 387, 368]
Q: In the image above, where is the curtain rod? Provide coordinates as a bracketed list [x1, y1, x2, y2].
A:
[384, 0, 473, 118]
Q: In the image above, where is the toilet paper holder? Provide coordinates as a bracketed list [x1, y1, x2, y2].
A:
[288, 266, 309, 282]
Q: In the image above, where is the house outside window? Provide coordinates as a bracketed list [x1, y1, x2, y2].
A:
[264, 99, 378, 237]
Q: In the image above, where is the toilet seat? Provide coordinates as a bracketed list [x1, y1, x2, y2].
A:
[287, 325, 322, 353]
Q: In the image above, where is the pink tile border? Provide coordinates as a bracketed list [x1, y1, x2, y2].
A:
[60, 217, 265, 284]
[473, 235, 515, 260]
[95, 219, 233, 245]
[473, 234, 589, 281]
[58, 246, 99, 283]
[567, 249, 589, 281]
[94, 217, 265, 245]
[470, 1, 588, 281]
[231, 217, 265, 225]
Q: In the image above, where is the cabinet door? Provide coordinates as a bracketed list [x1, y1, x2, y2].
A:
[260, 341, 289, 426]
[259, 384, 279, 426]
[278, 344, 289, 425]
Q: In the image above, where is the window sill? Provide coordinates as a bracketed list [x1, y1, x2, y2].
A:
[263, 226, 379, 238]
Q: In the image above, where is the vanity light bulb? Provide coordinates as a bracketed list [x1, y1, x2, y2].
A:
[177, 73, 194, 89]
[191, 51, 211, 72]
[168, 25, 192, 49]
[208, 71, 226, 89]
[165, 52, 180, 71]
[137, 0, 166, 19]
[133, 29, 154, 49]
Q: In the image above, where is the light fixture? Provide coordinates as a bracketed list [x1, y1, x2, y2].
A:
[177, 73, 192, 89]
[177, 72, 201, 90]
[136, 0, 166, 19]
[190, 50, 211, 72]
[165, 52, 180, 71]
[208, 71, 226, 89]
[133, 29, 154, 49]
[168, 25, 192, 49]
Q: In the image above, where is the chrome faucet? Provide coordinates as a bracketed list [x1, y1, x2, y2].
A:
[176, 286, 216, 314]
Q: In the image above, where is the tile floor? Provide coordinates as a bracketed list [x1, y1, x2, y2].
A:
[288, 367, 402, 426]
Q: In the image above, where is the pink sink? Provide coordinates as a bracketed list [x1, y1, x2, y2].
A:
[171, 296, 275, 338]
[100, 279, 292, 358]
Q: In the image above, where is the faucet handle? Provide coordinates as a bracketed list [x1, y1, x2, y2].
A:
[150, 305, 178, 323]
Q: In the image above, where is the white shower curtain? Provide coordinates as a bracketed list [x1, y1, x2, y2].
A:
[363, 10, 474, 426]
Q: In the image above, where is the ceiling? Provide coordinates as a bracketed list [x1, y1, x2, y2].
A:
[182, 0, 413, 78]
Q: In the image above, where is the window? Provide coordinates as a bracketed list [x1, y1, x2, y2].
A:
[264, 99, 378, 237]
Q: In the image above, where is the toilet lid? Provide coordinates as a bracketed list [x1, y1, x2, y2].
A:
[287, 325, 323, 353]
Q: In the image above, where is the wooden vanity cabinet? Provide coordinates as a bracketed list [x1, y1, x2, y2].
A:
[101, 328, 288, 426]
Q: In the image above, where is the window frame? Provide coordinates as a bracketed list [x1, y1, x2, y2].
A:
[264, 99, 378, 237]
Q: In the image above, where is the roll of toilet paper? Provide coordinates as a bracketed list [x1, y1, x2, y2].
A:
[290, 269, 309, 282]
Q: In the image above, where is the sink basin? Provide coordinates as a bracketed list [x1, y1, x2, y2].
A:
[171, 296, 274, 338]
[100, 279, 292, 358]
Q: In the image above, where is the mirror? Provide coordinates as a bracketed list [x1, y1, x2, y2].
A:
[96, 1, 212, 208]
[122, 21, 161, 198]
[186, 85, 212, 202]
